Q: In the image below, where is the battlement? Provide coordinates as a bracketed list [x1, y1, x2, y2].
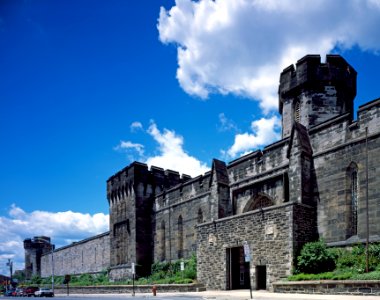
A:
[107, 162, 191, 202]
[279, 54, 357, 114]
[24, 236, 52, 249]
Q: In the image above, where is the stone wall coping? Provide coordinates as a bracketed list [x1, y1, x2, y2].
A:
[274, 280, 380, 286]
[42, 231, 110, 255]
[358, 97, 380, 112]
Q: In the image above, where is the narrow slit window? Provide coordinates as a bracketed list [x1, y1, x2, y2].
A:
[351, 171, 358, 235]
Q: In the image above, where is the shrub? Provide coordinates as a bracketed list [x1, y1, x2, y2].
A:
[352, 270, 380, 280]
[297, 240, 336, 274]
[30, 275, 42, 284]
[335, 243, 380, 273]
[149, 253, 197, 284]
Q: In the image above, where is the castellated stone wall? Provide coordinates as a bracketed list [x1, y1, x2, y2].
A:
[154, 173, 212, 262]
[40, 232, 110, 278]
[196, 203, 317, 291]
[309, 98, 380, 244]
[226, 140, 290, 214]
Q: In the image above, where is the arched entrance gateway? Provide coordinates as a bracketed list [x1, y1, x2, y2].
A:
[226, 193, 273, 290]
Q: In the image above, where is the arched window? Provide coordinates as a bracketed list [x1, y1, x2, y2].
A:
[197, 208, 203, 223]
[346, 162, 359, 237]
[160, 221, 166, 261]
[178, 215, 183, 259]
[242, 193, 274, 213]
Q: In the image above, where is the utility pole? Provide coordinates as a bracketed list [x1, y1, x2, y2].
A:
[51, 244, 55, 293]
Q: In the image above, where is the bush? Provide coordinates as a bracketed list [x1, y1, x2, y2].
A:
[352, 270, 380, 280]
[297, 240, 336, 274]
[30, 275, 42, 285]
[335, 243, 380, 273]
[149, 253, 197, 284]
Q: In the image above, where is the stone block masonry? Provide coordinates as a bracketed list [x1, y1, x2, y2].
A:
[41, 232, 110, 277]
[197, 203, 316, 291]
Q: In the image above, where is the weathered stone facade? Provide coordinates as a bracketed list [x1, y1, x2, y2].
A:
[40, 232, 110, 278]
[24, 236, 54, 279]
[197, 203, 317, 291]
[31, 54, 380, 292]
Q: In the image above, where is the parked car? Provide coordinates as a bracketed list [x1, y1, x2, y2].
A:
[34, 288, 54, 297]
[15, 288, 25, 297]
[24, 287, 39, 297]
[4, 289, 15, 296]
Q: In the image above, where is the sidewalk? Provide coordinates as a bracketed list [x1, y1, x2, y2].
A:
[178, 290, 380, 299]
[57, 290, 380, 299]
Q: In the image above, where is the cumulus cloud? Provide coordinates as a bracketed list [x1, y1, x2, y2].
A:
[0, 204, 108, 276]
[145, 122, 209, 176]
[158, 0, 380, 112]
[224, 115, 281, 158]
[116, 121, 209, 177]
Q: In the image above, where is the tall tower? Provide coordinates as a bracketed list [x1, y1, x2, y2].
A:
[279, 54, 357, 139]
[107, 162, 186, 280]
[24, 236, 53, 279]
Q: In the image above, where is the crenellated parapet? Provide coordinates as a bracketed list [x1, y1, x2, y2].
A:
[107, 162, 190, 206]
[107, 161, 193, 278]
[279, 54, 357, 112]
[279, 54, 357, 138]
[24, 236, 53, 280]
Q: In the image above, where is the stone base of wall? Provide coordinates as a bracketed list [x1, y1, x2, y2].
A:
[108, 265, 132, 281]
[273, 280, 380, 296]
[54, 283, 205, 295]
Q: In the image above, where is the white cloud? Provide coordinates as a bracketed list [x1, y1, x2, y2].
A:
[114, 141, 145, 156]
[225, 116, 281, 158]
[145, 122, 209, 177]
[0, 204, 108, 276]
[130, 121, 143, 132]
[158, 0, 380, 112]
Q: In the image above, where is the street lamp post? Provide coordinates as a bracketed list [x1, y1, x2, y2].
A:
[6, 259, 13, 289]
[51, 245, 55, 293]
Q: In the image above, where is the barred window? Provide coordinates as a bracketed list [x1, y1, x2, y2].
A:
[294, 101, 300, 123]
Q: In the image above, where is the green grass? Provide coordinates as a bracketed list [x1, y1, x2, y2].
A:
[287, 241, 380, 281]
[27, 254, 197, 286]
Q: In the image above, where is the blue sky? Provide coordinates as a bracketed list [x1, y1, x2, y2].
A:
[1, 0, 380, 275]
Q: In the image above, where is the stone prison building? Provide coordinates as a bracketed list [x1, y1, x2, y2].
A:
[27, 54, 380, 291]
